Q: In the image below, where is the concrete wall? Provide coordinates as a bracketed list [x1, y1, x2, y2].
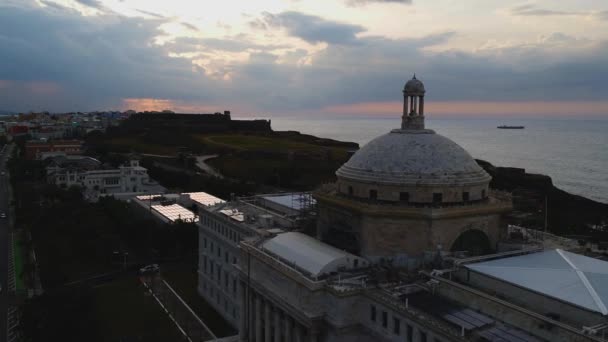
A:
[337, 178, 488, 204]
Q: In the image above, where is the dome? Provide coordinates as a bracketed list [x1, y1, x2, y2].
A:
[404, 75, 425, 94]
[336, 129, 490, 187]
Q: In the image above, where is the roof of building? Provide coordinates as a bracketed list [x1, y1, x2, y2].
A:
[261, 232, 367, 278]
[151, 204, 198, 223]
[261, 193, 316, 212]
[183, 192, 225, 207]
[466, 249, 608, 315]
[336, 129, 491, 187]
[404, 75, 425, 94]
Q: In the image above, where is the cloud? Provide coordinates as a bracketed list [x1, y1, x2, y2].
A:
[509, 4, 581, 16]
[73, 0, 106, 10]
[261, 11, 366, 45]
[0, 2, 217, 111]
[508, 4, 608, 21]
[346, 0, 412, 7]
[1, 3, 608, 116]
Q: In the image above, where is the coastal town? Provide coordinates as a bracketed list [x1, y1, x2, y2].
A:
[0, 78, 607, 342]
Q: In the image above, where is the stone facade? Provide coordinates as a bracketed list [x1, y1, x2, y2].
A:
[316, 187, 511, 260]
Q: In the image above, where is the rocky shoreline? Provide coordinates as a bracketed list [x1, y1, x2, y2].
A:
[477, 159, 608, 242]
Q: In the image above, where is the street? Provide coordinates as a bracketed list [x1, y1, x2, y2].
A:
[0, 143, 12, 341]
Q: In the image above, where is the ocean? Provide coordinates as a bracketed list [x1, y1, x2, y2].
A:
[265, 116, 608, 204]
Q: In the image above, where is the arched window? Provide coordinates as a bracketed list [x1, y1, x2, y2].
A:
[462, 192, 470, 202]
[348, 186, 353, 196]
[481, 189, 486, 198]
[369, 189, 378, 200]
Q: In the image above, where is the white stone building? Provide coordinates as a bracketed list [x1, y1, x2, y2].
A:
[196, 77, 607, 342]
[47, 159, 165, 200]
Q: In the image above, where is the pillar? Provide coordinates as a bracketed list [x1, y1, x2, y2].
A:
[265, 302, 272, 342]
[274, 309, 281, 342]
[255, 295, 263, 342]
[248, 293, 255, 342]
[239, 282, 248, 341]
[419, 96, 424, 115]
[284, 316, 292, 342]
[294, 324, 304, 342]
[309, 329, 318, 342]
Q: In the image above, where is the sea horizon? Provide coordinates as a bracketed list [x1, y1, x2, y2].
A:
[263, 115, 608, 205]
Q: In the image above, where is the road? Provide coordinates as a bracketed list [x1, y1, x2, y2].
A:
[0, 143, 12, 340]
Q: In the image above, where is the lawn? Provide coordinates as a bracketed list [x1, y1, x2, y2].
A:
[93, 277, 185, 342]
[13, 234, 25, 291]
[163, 264, 236, 337]
[200, 134, 350, 158]
[104, 137, 178, 155]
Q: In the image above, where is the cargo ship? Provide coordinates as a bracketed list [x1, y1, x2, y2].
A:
[497, 125, 525, 129]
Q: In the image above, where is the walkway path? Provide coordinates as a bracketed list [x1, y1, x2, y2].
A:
[141, 273, 218, 341]
[195, 155, 223, 178]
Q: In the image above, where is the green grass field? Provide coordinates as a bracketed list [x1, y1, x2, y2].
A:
[93, 277, 185, 342]
[163, 265, 236, 337]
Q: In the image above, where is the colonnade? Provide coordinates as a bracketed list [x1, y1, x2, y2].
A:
[403, 95, 424, 116]
[239, 282, 316, 342]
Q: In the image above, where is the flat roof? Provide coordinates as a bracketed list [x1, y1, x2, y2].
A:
[262, 232, 367, 278]
[466, 249, 608, 315]
[184, 192, 225, 207]
[261, 193, 316, 211]
[151, 204, 198, 223]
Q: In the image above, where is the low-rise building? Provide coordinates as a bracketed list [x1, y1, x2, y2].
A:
[47, 159, 165, 200]
[26, 139, 83, 160]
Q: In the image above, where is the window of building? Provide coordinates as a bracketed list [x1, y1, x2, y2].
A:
[482, 189, 486, 198]
[203, 256, 207, 272]
[400, 192, 410, 202]
[204, 237, 207, 249]
[348, 186, 353, 196]
[217, 246, 221, 257]
[217, 268, 221, 282]
[225, 271, 229, 288]
[225, 251, 229, 263]
[432, 193, 443, 204]
[420, 331, 427, 342]
[211, 242, 214, 253]
[382, 311, 388, 328]
[407, 325, 413, 342]
[370, 305, 376, 322]
[233, 279, 237, 295]
[393, 317, 400, 335]
[462, 192, 470, 202]
[369, 189, 378, 200]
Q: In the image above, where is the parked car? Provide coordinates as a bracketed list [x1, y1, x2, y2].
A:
[139, 264, 160, 274]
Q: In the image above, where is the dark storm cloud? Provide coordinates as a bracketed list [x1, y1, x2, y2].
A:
[0, 3, 216, 111]
[262, 11, 366, 45]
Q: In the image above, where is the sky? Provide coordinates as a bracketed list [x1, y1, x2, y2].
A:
[1, 0, 608, 118]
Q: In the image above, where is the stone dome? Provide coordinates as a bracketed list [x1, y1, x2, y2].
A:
[337, 129, 490, 187]
[404, 75, 425, 94]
